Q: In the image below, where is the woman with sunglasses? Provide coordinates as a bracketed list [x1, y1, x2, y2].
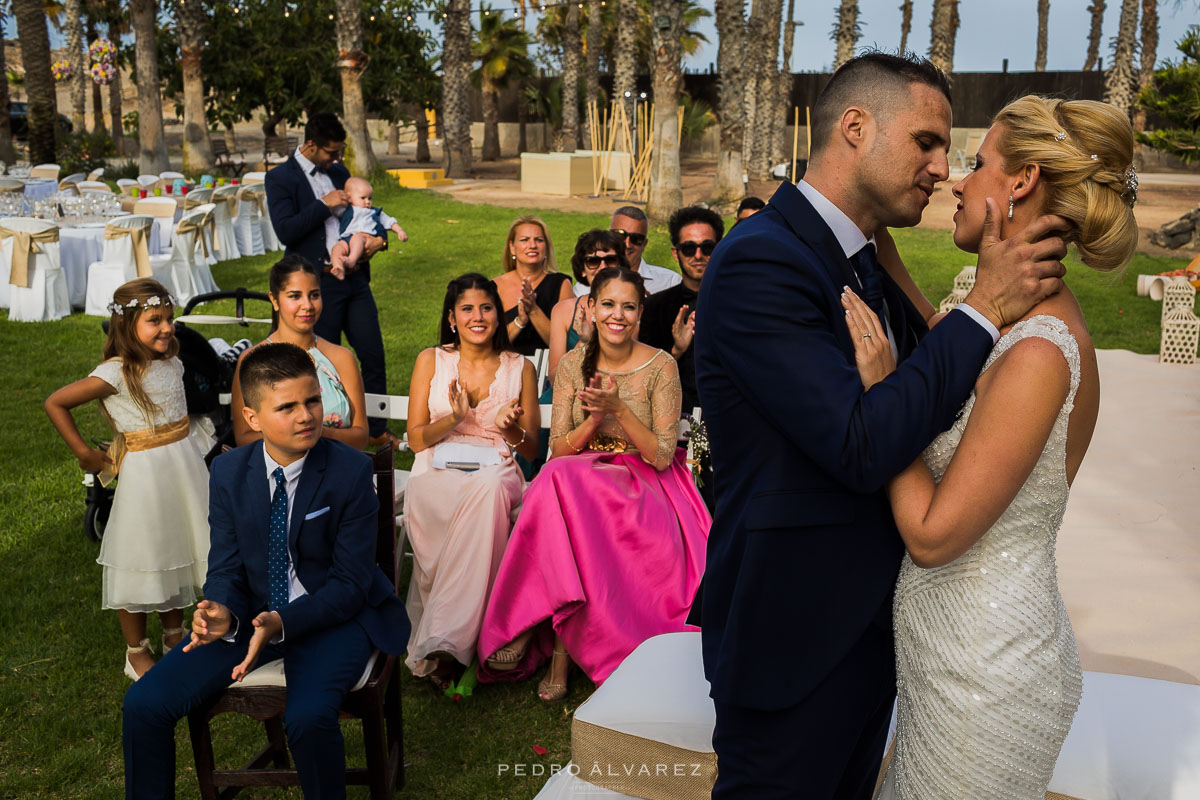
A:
[547, 229, 629, 385]
[493, 215, 574, 356]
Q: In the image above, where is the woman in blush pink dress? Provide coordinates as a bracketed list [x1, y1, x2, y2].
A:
[478, 267, 710, 702]
[403, 273, 540, 690]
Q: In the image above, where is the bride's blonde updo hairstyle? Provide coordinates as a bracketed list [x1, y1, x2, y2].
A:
[993, 95, 1138, 272]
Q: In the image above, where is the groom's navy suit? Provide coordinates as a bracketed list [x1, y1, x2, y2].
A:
[695, 181, 993, 798]
[123, 438, 409, 799]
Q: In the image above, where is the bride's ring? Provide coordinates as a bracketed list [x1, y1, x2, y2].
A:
[862, 333, 873, 339]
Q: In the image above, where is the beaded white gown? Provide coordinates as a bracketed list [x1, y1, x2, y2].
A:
[876, 316, 1084, 800]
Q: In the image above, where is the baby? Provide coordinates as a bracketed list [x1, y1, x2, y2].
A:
[329, 176, 408, 279]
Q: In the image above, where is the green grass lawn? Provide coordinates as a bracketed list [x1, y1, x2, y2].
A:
[0, 184, 1188, 798]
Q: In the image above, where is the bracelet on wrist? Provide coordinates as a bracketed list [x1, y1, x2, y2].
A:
[504, 427, 527, 449]
[514, 317, 527, 330]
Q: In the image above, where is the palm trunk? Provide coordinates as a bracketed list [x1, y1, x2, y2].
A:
[131, 0, 169, 172]
[109, 60, 124, 156]
[335, 0, 377, 174]
[1083, 1, 1106, 70]
[1133, 0, 1158, 130]
[0, 24, 15, 163]
[560, 1, 581, 152]
[66, 0, 87, 131]
[441, 0, 473, 177]
[1035, 0, 1049, 71]
[899, 0, 913, 54]
[747, 0, 781, 181]
[756, 0, 783, 170]
[646, 0, 683, 222]
[481, 78, 500, 161]
[178, 0, 213, 173]
[583, 0, 601, 147]
[613, 0, 638, 127]
[387, 122, 399, 155]
[86, 19, 107, 135]
[774, 0, 796, 168]
[711, 0, 746, 206]
[14, 0, 58, 164]
[833, 0, 860, 71]
[415, 107, 431, 162]
[928, 0, 959, 76]
[1103, 0, 1139, 119]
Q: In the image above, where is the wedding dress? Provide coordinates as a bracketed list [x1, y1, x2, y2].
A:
[877, 315, 1084, 799]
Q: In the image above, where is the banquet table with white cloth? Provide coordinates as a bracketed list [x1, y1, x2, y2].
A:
[22, 179, 58, 203]
[57, 220, 167, 308]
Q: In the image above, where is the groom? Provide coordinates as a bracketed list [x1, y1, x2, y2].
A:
[694, 52, 1069, 798]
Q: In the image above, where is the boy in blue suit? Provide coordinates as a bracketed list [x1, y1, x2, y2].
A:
[122, 342, 409, 800]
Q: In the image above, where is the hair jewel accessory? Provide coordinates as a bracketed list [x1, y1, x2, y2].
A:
[1122, 165, 1138, 205]
[106, 295, 176, 316]
[1054, 130, 1067, 141]
[1090, 154, 1098, 161]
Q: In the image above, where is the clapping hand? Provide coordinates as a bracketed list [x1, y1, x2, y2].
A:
[231, 611, 282, 682]
[517, 278, 536, 325]
[448, 378, 471, 423]
[671, 306, 696, 357]
[493, 397, 523, 431]
[579, 373, 622, 420]
[182, 599, 232, 652]
[842, 286, 896, 390]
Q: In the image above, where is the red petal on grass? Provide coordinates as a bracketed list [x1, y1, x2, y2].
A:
[531, 745, 549, 756]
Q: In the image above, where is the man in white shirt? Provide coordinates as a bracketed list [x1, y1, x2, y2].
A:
[609, 205, 682, 296]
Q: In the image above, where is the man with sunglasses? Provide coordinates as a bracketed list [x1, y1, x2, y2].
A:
[265, 111, 398, 447]
[608, 206, 682, 296]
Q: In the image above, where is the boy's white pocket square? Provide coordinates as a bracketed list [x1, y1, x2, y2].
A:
[304, 506, 330, 521]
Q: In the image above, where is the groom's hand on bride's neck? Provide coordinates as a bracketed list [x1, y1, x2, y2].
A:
[965, 197, 1070, 331]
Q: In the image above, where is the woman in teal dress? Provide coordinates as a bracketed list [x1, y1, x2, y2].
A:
[231, 254, 369, 449]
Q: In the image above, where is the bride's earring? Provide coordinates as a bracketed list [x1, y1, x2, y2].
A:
[1007, 195, 1015, 221]
[450, 321, 457, 333]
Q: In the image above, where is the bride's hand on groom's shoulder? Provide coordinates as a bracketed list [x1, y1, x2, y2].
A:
[968, 197, 1071, 330]
[842, 287, 895, 390]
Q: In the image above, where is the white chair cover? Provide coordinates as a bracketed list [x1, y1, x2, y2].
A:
[255, 185, 282, 252]
[87, 167, 105, 181]
[133, 197, 179, 246]
[210, 185, 242, 262]
[30, 164, 61, 180]
[159, 171, 185, 181]
[151, 207, 206, 303]
[234, 186, 266, 257]
[1, 217, 70, 321]
[116, 179, 138, 190]
[182, 189, 217, 265]
[242, 171, 266, 185]
[63, 172, 87, 184]
[178, 204, 219, 297]
[77, 180, 113, 194]
[136, 174, 160, 188]
[84, 215, 155, 316]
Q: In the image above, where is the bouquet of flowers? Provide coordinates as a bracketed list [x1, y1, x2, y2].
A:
[51, 60, 73, 82]
[89, 38, 116, 64]
[90, 61, 116, 86]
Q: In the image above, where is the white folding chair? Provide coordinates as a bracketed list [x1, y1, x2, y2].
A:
[77, 180, 113, 194]
[527, 348, 550, 397]
[87, 167, 105, 181]
[84, 214, 155, 316]
[233, 186, 266, 257]
[1, 216, 70, 321]
[30, 164, 61, 180]
[210, 185, 242, 262]
[136, 174, 160, 189]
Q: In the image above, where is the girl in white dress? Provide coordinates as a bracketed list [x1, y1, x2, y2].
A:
[843, 96, 1139, 799]
[45, 278, 209, 681]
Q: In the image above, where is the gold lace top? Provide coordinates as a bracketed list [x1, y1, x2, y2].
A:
[549, 347, 681, 471]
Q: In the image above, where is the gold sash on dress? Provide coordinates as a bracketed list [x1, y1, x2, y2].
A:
[0, 225, 60, 287]
[98, 416, 190, 487]
[571, 718, 716, 800]
[104, 222, 153, 277]
[176, 210, 214, 259]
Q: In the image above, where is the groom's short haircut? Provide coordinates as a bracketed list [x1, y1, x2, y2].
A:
[810, 51, 951, 156]
[240, 342, 318, 410]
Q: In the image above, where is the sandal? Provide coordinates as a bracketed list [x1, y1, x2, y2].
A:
[486, 641, 528, 672]
[427, 651, 457, 692]
[537, 647, 570, 703]
[124, 639, 153, 682]
[161, 626, 187, 657]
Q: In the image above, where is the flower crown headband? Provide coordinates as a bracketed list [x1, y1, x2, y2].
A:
[106, 294, 176, 316]
[1054, 129, 1138, 205]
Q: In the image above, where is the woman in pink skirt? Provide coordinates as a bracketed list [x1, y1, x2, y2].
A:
[478, 267, 710, 701]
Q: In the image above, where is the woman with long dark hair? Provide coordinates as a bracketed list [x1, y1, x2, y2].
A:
[403, 273, 540, 691]
[477, 267, 710, 701]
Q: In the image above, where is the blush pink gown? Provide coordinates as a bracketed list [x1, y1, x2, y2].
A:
[477, 348, 710, 685]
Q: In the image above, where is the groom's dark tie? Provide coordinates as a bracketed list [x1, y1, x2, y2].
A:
[851, 243, 889, 338]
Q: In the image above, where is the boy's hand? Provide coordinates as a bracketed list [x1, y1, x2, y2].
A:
[183, 600, 232, 652]
[330, 263, 345, 280]
[392, 224, 408, 242]
[231, 611, 282, 682]
[75, 446, 112, 473]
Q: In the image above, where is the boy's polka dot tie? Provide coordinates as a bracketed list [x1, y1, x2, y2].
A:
[269, 467, 288, 611]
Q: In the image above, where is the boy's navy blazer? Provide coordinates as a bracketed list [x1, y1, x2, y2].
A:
[694, 181, 993, 710]
[264, 155, 352, 271]
[204, 438, 409, 655]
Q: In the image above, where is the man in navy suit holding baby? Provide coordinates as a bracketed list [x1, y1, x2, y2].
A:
[122, 342, 409, 799]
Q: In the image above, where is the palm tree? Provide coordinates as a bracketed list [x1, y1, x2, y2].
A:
[612, 0, 638, 128]
[472, 8, 530, 161]
[1083, 1, 1106, 70]
[1035, 0, 1049, 71]
[928, 0, 960, 76]
[177, 0, 213, 172]
[442, 0, 473, 177]
[0, 17, 15, 163]
[583, 0, 602, 147]
[646, 0, 682, 222]
[1104, 0, 1139, 119]
[711, 0, 746, 206]
[899, 0, 913, 54]
[65, 0, 86, 131]
[833, 0, 860, 71]
[560, 0, 581, 151]
[1133, 0, 1158, 129]
[13, 0, 58, 164]
[774, 0, 796, 166]
[335, 0, 377, 174]
[744, 0, 781, 181]
[130, 0, 168, 171]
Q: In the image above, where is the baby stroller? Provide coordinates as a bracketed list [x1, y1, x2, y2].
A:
[82, 288, 273, 541]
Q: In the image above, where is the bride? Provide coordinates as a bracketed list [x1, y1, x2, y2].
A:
[843, 95, 1139, 799]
